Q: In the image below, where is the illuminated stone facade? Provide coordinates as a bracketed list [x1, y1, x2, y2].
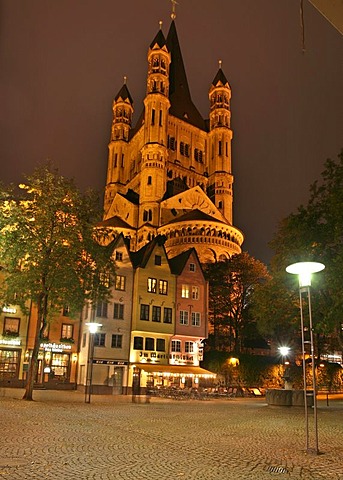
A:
[102, 17, 243, 263]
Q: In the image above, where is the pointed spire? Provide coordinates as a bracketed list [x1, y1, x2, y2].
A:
[115, 82, 133, 104]
[212, 62, 230, 88]
[149, 26, 167, 49]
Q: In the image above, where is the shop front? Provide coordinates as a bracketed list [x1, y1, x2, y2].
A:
[132, 364, 216, 394]
[35, 342, 77, 389]
[0, 338, 24, 387]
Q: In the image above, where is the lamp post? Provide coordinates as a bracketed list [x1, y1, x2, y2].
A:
[278, 346, 291, 389]
[85, 322, 102, 404]
[286, 261, 325, 454]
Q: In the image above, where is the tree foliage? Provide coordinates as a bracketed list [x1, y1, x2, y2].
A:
[253, 150, 343, 354]
[0, 164, 116, 400]
[204, 252, 269, 353]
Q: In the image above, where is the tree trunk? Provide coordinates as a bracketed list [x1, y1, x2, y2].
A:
[23, 294, 47, 400]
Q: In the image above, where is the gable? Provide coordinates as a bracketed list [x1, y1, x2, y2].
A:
[105, 193, 138, 227]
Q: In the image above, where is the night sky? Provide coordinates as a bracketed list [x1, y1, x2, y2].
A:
[1, 0, 342, 264]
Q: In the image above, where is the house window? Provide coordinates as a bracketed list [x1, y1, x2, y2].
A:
[156, 338, 165, 352]
[159, 279, 168, 295]
[171, 340, 181, 352]
[96, 302, 108, 318]
[191, 312, 201, 327]
[115, 251, 123, 261]
[61, 324, 73, 340]
[115, 275, 126, 291]
[145, 337, 154, 351]
[192, 286, 200, 300]
[181, 285, 190, 298]
[185, 341, 194, 353]
[140, 304, 150, 321]
[111, 334, 122, 348]
[163, 307, 172, 324]
[179, 310, 189, 325]
[113, 303, 124, 320]
[3, 317, 20, 336]
[155, 255, 162, 265]
[62, 305, 70, 316]
[134, 336, 143, 350]
[100, 272, 110, 287]
[189, 263, 196, 272]
[94, 333, 106, 347]
[147, 277, 157, 293]
[152, 306, 161, 322]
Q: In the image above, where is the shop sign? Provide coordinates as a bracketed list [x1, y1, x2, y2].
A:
[2, 306, 17, 314]
[93, 360, 128, 365]
[40, 342, 72, 352]
[0, 338, 21, 346]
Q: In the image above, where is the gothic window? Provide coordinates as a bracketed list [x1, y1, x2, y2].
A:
[114, 153, 118, 167]
[147, 176, 152, 185]
[218, 201, 223, 209]
[160, 59, 166, 72]
[152, 57, 159, 71]
[151, 109, 155, 125]
[226, 142, 228, 157]
[159, 110, 162, 126]
[168, 136, 176, 151]
[218, 141, 222, 156]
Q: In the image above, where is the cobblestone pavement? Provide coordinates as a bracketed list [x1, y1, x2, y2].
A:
[0, 389, 342, 480]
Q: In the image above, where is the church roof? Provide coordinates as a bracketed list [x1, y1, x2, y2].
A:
[115, 83, 133, 104]
[166, 209, 227, 226]
[96, 216, 133, 229]
[212, 68, 230, 88]
[166, 21, 207, 131]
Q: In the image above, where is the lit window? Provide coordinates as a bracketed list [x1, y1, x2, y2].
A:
[113, 303, 124, 320]
[115, 275, 126, 291]
[111, 334, 122, 348]
[147, 278, 157, 293]
[3, 317, 20, 336]
[61, 324, 73, 340]
[171, 340, 181, 352]
[115, 251, 123, 261]
[191, 312, 201, 327]
[179, 310, 189, 325]
[181, 285, 190, 298]
[192, 286, 200, 300]
[159, 279, 168, 295]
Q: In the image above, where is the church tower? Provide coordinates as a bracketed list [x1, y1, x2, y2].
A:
[208, 64, 233, 224]
[101, 8, 244, 263]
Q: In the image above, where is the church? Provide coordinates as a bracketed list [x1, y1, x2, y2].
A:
[100, 7, 243, 263]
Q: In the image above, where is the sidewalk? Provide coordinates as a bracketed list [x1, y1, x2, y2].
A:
[1, 388, 342, 479]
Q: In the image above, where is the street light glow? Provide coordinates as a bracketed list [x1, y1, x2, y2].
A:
[286, 262, 325, 287]
[278, 346, 290, 356]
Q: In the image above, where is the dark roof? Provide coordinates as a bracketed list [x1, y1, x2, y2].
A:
[212, 68, 230, 88]
[169, 248, 194, 275]
[130, 235, 166, 268]
[150, 28, 167, 49]
[166, 21, 207, 131]
[122, 189, 140, 205]
[115, 83, 133, 104]
[162, 177, 189, 200]
[166, 209, 227, 226]
[96, 216, 133, 229]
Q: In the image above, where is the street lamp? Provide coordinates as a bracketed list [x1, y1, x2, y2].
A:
[286, 261, 325, 454]
[85, 322, 102, 404]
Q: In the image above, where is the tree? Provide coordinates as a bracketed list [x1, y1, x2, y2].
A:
[0, 165, 116, 400]
[253, 150, 343, 355]
[204, 252, 269, 353]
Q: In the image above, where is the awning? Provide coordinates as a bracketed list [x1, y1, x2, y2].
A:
[137, 364, 216, 377]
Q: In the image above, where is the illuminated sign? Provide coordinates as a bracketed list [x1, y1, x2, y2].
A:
[93, 360, 128, 365]
[2, 306, 17, 314]
[0, 338, 21, 346]
[40, 342, 72, 352]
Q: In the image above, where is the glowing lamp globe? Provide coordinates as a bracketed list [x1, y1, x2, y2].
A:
[286, 262, 325, 287]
